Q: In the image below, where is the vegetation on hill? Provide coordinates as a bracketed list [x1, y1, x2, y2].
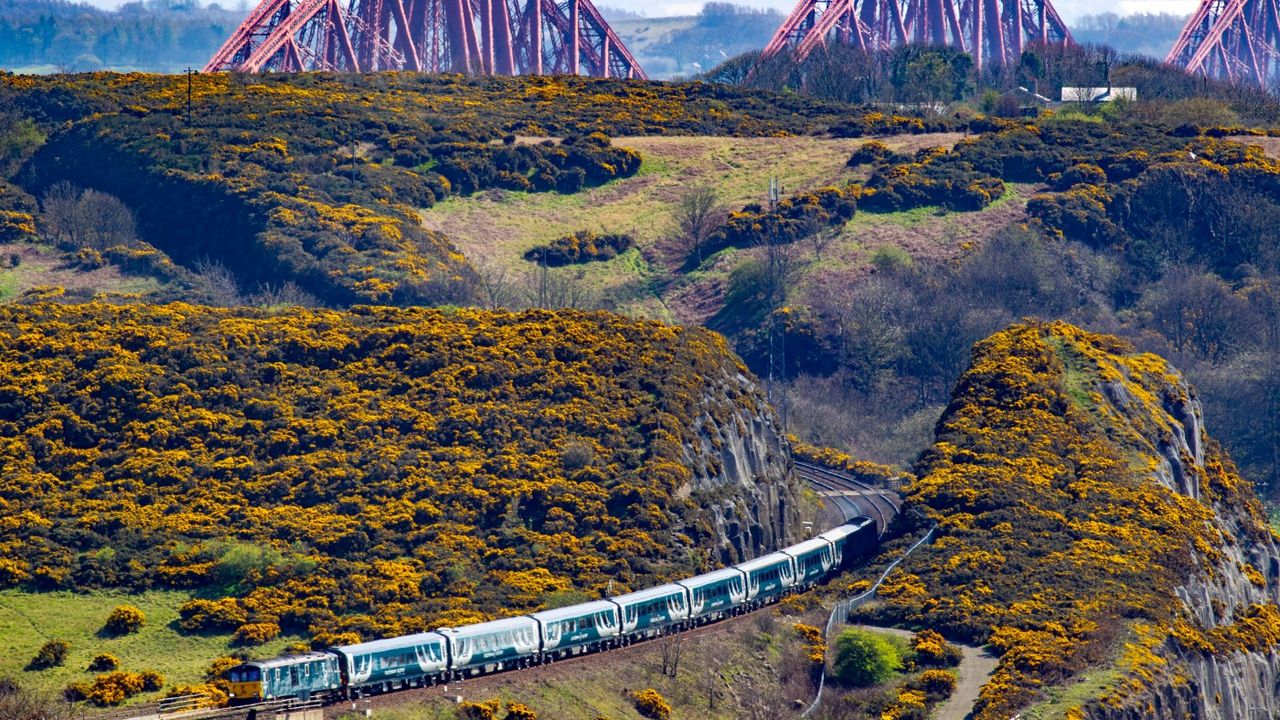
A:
[0, 302, 775, 643]
[864, 321, 1277, 719]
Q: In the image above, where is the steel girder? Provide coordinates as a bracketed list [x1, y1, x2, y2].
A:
[204, 0, 645, 77]
[761, 0, 1071, 67]
[1168, 0, 1280, 88]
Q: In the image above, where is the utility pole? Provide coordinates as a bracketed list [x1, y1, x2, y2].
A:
[186, 67, 194, 126]
[765, 177, 788, 430]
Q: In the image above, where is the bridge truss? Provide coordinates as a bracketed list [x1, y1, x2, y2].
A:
[204, 0, 645, 77]
[1168, 0, 1280, 89]
[760, 0, 1072, 68]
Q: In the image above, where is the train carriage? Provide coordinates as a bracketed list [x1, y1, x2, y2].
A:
[609, 583, 690, 637]
[531, 600, 620, 657]
[736, 551, 797, 603]
[820, 516, 877, 570]
[437, 616, 540, 676]
[780, 537, 837, 586]
[331, 632, 449, 694]
[227, 653, 341, 703]
[677, 568, 747, 621]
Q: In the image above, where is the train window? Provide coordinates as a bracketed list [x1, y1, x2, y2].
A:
[289, 667, 299, 686]
[229, 667, 261, 683]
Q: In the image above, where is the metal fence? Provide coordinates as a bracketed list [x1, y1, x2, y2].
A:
[800, 525, 939, 718]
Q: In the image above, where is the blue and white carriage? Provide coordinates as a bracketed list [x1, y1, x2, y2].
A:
[330, 632, 449, 693]
[677, 567, 748, 621]
[437, 616, 541, 676]
[531, 600, 621, 657]
[736, 550, 798, 603]
[610, 583, 691, 637]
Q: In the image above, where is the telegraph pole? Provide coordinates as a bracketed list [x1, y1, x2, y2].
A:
[185, 67, 193, 126]
[765, 177, 788, 430]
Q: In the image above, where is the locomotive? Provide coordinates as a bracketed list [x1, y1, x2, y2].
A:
[225, 516, 876, 704]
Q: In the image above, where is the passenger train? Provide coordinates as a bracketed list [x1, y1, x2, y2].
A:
[225, 517, 876, 704]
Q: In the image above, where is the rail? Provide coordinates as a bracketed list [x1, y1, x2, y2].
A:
[794, 460, 902, 536]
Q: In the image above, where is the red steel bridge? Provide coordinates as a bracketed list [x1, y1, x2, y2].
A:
[1168, 0, 1280, 89]
[203, 0, 645, 77]
[760, 0, 1073, 68]
[202, 0, 1279, 93]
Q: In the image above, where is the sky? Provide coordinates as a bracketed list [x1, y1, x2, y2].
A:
[82, 0, 1203, 20]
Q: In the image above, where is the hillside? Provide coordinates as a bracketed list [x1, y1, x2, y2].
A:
[865, 321, 1280, 720]
[0, 302, 801, 688]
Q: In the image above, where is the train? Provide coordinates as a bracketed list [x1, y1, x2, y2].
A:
[224, 516, 877, 704]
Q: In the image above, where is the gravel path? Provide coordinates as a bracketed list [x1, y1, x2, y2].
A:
[851, 624, 998, 720]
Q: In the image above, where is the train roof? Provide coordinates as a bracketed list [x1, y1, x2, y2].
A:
[333, 632, 446, 656]
[530, 600, 617, 624]
[735, 551, 793, 573]
[249, 652, 335, 669]
[436, 615, 538, 639]
[780, 537, 832, 557]
[819, 517, 875, 540]
[609, 583, 687, 605]
[676, 567, 744, 589]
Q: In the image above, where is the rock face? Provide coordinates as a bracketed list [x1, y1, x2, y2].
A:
[1090, 374, 1280, 719]
[863, 321, 1280, 720]
[680, 370, 801, 564]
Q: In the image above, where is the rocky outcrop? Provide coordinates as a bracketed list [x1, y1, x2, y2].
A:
[1087, 373, 1280, 720]
[680, 369, 801, 564]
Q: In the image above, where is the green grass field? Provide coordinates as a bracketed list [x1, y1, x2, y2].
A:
[0, 589, 302, 699]
[420, 133, 978, 323]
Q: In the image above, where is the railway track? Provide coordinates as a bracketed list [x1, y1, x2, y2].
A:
[794, 460, 902, 537]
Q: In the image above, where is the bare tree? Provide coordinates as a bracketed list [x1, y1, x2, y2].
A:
[476, 261, 520, 310]
[40, 182, 137, 250]
[0, 677, 79, 720]
[660, 635, 684, 679]
[252, 281, 319, 308]
[525, 264, 595, 309]
[194, 258, 243, 306]
[675, 185, 726, 264]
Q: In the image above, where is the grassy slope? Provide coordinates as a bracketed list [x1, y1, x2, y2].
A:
[0, 589, 301, 697]
[420, 133, 987, 323]
[0, 242, 164, 303]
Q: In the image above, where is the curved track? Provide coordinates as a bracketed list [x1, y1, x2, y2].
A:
[794, 460, 901, 537]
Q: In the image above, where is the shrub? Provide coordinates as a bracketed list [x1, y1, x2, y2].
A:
[206, 656, 242, 682]
[911, 629, 962, 667]
[458, 698, 502, 720]
[869, 245, 912, 272]
[104, 604, 146, 635]
[141, 671, 165, 692]
[88, 653, 120, 671]
[631, 688, 671, 720]
[165, 684, 228, 709]
[178, 598, 248, 632]
[832, 628, 900, 687]
[86, 671, 146, 706]
[523, 230, 634, 266]
[232, 622, 280, 646]
[63, 682, 90, 702]
[505, 702, 538, 720]
[27, 640, 69, 670]
[907, 669, 957, 700]
[848, 141, 895, 167]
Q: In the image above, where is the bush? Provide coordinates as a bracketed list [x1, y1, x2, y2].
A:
[631, 688, 672, 720]
[848, 141, 895, 167]
[907, 669, 957, 700]
[27, 640, 69, 670]
[63, 682, 90, 702]
[166, 684, 228, 709]
[459, 698, 502, 720]
[141, 671, 165, 692]
[232, 622, 280, 646]
[523, 230, 634, 266]
[178, 598, 248, 633]
[104, 604, 146, 635]
[86, 671, 146, 706]
[88, 653, 120, 671]
[832, 629, 900, 687]
[911, 629, 962, 667]
[505, 702, 538, 720]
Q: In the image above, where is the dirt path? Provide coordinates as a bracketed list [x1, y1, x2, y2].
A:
[852, 624, 998, 720]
